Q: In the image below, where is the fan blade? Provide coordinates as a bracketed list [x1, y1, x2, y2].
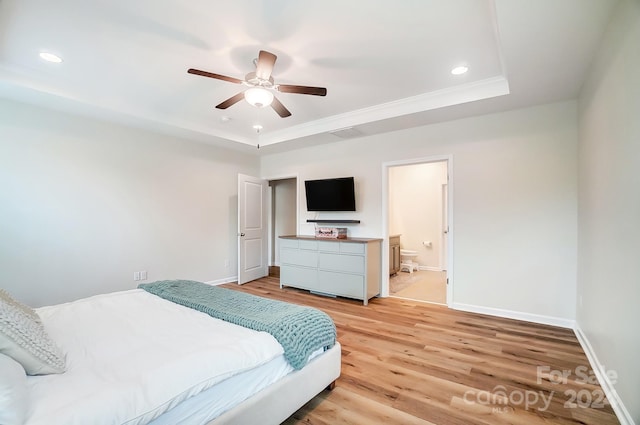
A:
[188, 68, 243, 84]
[255, 50, 277, 81]
[277, 84, 327, 96]
[271, 96, 292, 118]
[215, 92, 245, 109]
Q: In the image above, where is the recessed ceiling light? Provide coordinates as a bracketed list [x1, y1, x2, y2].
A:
[451, 66, 468, 75]
[39, 52, 63, 63]
[252, 124, 263, 132]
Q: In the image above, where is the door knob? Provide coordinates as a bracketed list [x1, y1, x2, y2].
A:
[239, 233, 246, 237]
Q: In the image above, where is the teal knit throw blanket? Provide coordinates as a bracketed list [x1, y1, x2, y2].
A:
[139, 280, 336, 370]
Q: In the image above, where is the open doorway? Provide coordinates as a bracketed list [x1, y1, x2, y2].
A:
[267, 178, 297, 277]
[384, 158, 451, 305]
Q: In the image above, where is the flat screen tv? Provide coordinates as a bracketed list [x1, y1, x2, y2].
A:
[305, 177, 356, 212]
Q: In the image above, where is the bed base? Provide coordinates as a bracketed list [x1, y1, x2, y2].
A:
[208, 342, 341, 425]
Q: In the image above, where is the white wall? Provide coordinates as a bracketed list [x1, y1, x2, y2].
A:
[0, 99, 259, 307]
[577, 0, 640, 421]
[261, 101, 578, 323]
[389, 162, 447, 270]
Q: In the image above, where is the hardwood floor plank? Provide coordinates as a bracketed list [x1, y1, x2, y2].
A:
[222, 278, 619, 425]
[302, 387, 437, 425]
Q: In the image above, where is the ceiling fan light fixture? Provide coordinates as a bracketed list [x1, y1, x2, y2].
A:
[244, 88, 274, 108]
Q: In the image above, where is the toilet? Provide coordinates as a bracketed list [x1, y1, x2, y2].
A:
[400, 249, 419, 273]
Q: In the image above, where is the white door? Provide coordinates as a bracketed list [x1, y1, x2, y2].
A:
[238, 174, 268, 284]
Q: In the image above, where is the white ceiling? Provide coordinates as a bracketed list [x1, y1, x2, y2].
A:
[0, 0, 617, 154]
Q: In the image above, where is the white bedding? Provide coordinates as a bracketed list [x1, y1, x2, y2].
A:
[27, 289, 285, 425]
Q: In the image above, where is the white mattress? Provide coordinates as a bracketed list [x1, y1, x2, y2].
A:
[149, 349, 294, 424]
[27, 289, 287, 425]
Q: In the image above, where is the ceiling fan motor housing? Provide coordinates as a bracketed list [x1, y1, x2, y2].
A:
[244, 72, 275, 89]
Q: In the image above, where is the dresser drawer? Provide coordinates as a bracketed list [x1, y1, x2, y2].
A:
[317, 241, 340, 252]
[340, 242, 365, 254]
[281, 266, 318, 289]
[279, 238, 299, 249]
[281, 248, 318, 267]
[318, 271, 364, 299]
[318, 253, 364, 274]
[299, 240, 318, 250]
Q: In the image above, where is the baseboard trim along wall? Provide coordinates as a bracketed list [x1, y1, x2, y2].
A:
[451, 302, 576, 329]
[418, 266, 442, 272]
[574, 326, 634, 425]
[205, 276, 238, 286]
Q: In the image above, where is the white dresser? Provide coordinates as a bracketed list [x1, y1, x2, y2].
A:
[279, 235, 382, 305]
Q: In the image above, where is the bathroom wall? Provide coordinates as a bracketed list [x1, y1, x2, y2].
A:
[389, 161, 448, 270]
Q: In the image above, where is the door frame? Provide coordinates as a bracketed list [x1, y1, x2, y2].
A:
[381, 154, 454, 307]
[441, 182, 448, 271]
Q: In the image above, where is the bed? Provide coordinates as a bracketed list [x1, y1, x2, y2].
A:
[0, 281, 341, 425]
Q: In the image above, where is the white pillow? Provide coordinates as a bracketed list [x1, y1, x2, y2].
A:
[0, 352, 27, 425]
[0, 290, 66, 375]
[0, 289, 41, 323]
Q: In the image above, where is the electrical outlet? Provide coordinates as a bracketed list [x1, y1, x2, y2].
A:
[133, 271, 140, 281]
[140, 270, 147, 280]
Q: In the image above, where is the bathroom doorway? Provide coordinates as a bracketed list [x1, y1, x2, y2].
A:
[383, 157, 452, 305]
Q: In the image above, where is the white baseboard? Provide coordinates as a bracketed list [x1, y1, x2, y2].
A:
[204, 276, 238, 286]
[417, 265, 442, 272]
[451, 302, 576, 329]
[574, 325, 635, 425]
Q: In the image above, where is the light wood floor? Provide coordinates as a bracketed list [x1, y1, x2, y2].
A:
[221, 277, 619, 425]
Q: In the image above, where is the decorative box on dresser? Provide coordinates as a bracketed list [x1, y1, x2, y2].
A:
[279, 235, 382, 305]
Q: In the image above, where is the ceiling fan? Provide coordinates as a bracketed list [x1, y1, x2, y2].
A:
[187, 50, 327, 118]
